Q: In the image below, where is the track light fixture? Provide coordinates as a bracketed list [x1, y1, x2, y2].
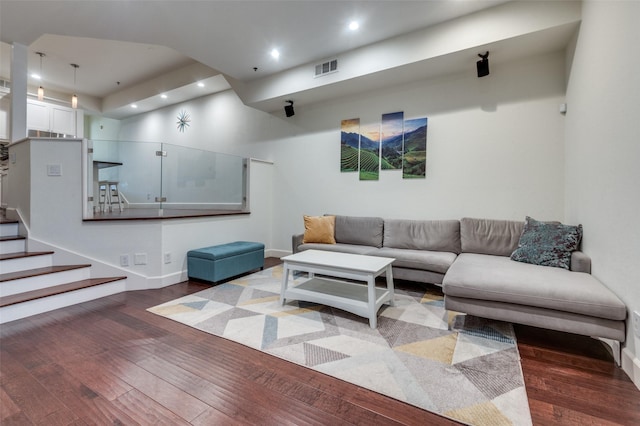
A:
[284, 100, 295, 117]
[477, 51, 489, 78]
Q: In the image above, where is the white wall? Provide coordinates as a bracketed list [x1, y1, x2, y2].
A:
[15, 138, 273, 291]
[564, 0, 640, 382]
[23, 139, 163, 288]
[86, 115, 121, 141]
[118, 89, 290, 161]
[161, 159, 274, 275]
[270, 51, 568, 251]
[6, 139, 31, 225]
[118, 51, 567, 255]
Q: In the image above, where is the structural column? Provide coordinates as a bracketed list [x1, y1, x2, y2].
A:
[10, 43, 28, 142]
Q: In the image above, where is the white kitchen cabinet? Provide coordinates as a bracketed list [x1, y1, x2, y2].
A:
[51, 105, 76, 135]
[27, 99, 83, 137]
[27, 101, 50, 131]
[0, 97, 9, 141]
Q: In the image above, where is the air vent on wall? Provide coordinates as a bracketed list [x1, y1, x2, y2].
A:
[314, 59, 338, 77]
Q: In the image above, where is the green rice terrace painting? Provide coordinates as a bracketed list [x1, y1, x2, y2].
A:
[403, 117, 428, 179]
[358, 122, 382, 180]
[340, 114, 427, 180]
[340, 118, 360, 172]
[381, 111, 404, 170]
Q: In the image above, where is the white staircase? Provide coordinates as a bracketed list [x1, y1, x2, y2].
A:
[0, 218, 127, 324]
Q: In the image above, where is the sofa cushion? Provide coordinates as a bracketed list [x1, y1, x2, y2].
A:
[443, 253, 626, 321]
[333, 215, 384, 248]
[460, 217, 524, 256]
[510, 216, 582, 270]
[302, 215, 336, 244]
[373, 247, 457, 274]
[383, 219, 460, 253]
[297, 243, 376, 255]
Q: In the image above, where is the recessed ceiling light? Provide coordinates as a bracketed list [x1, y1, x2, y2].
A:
[161, 94, 168, 99]
[131, 104, 138, 108]
[31, 73, 41, 80]
[349, 21, 359, 31]
[271, 48, 280, 59]
[197, 82, 205, 87]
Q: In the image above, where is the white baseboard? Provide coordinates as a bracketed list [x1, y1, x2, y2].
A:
[621, 347, 640, 391]
[266, 248, 290, 258]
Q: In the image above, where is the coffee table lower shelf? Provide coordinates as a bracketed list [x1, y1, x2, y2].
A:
[283, 277, 393, 323]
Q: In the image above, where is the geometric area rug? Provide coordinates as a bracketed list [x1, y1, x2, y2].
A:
[148, 266, 532, 426]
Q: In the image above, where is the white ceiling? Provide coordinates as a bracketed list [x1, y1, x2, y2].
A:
[0, 0, 577, 119]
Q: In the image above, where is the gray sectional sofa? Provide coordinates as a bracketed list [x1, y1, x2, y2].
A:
[292, 215, 627, 356]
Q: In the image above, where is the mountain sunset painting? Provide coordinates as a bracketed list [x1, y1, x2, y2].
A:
[340, 118, 360, 172]
[358, 122, 381, 180]
[402, 117, 428, 178]
[381, 111, 404, 170]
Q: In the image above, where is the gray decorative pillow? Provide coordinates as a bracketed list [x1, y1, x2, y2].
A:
[510, 216, 583, 269]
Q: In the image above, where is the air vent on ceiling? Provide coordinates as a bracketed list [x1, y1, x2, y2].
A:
[314, 59, 338, 77]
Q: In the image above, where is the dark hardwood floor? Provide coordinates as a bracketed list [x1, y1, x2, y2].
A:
[1, 258, 639, 425]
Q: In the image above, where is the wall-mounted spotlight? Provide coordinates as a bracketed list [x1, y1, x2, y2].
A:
[284, 100, 295, 117]
[477, 51, 489, 78]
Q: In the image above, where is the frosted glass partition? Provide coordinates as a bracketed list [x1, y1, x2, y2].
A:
[86, 139, 248, 217]
[162, 144, 246, 209]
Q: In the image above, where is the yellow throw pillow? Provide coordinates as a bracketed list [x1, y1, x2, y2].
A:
[302, 215, 336, 244]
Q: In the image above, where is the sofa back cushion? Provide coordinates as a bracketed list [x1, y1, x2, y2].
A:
[460, 217, 524, 256]
[383, 219, 461, 253]
[334, 215, 384, 248]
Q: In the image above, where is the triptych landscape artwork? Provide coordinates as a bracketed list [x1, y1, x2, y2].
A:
[340, 112, 427, 180]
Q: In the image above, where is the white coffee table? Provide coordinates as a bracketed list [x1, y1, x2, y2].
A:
[279, 249, 395, 329]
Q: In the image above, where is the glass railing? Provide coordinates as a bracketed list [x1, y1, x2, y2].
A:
[85, 139, 248, 218]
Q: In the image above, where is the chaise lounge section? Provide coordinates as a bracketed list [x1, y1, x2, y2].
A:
[443, 218, 626, 345]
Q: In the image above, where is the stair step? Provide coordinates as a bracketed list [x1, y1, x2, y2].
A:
[0, 251, 55, 261]
[0, 277, 127, 308]
[0, 264, 91, 283]
[0, 251, 55, 274]
[1, 264, 92, 297]
[0, 218, 129, 323]
[0, 221, 19, 237]
[0, 235, 24, 242]
[0, 236, 26, 254]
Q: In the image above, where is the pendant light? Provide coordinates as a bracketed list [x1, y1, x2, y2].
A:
[35, 52, 45, 100]
[70, 63, 79, 109]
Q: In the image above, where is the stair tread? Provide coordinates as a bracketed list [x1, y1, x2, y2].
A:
[0, 218, 18, 225]
[0, 235, 25, 242]
[0, 277, 127, 308]
[0, 264, 92, 283]
[0, 251, 55, 261]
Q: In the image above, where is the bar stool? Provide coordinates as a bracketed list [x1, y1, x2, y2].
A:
[97, 181, 124, 212]
[98, 181, 110, 212]
[108, 182, 124, 212]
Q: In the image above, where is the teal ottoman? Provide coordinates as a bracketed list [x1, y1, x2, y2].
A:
[187, 241, 265, 283]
